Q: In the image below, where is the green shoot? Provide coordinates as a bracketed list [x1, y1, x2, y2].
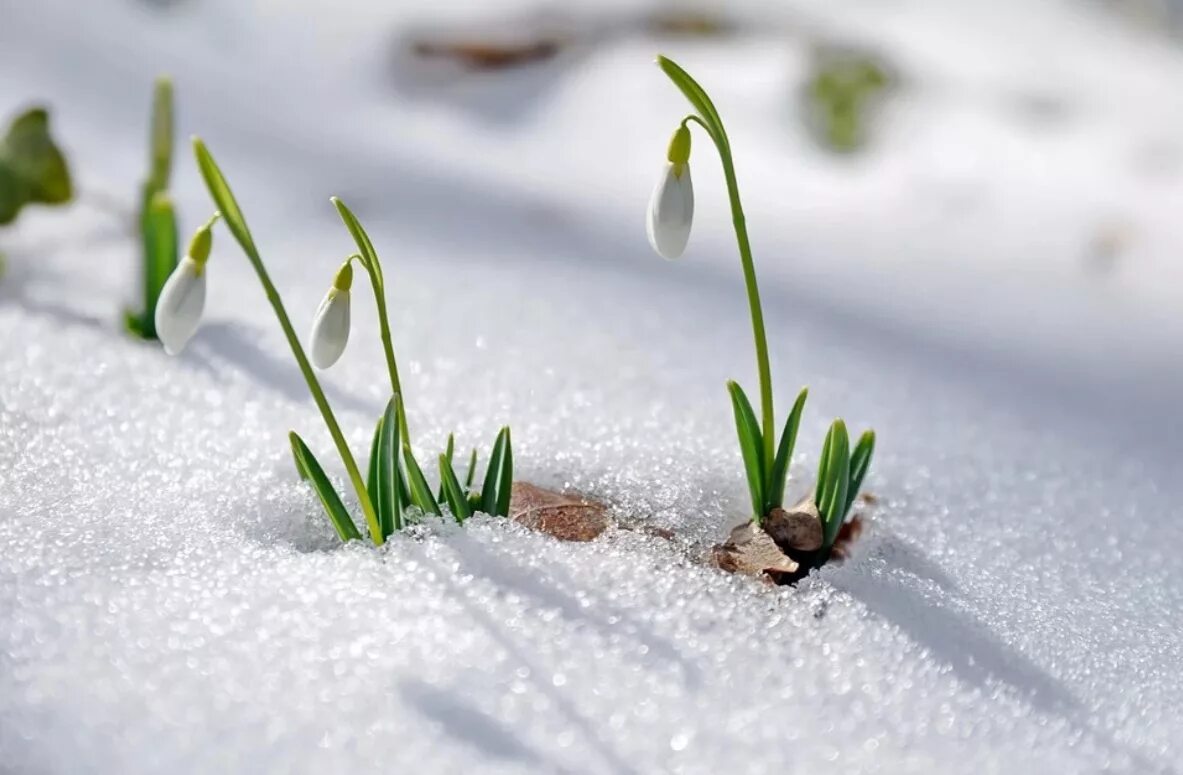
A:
[126, 78, 178, 339]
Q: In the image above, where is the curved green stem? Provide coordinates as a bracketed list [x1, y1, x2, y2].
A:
[666, 60, 776, 474]
[332, 197, 411, 445]
[193, 139, 382, 545]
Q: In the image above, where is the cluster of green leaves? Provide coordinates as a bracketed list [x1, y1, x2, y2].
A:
[126, 77, 178, 339]
[0, 107, 72, 226]
[803, 48, 891, 154]
[291, 398, 513, 543]
[729, 382, 874, 554]
[815, 420, 875, 554]
[192, 137, 513, 546]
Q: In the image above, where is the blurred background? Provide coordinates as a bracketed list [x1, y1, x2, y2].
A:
[3, 0, 1182, 451]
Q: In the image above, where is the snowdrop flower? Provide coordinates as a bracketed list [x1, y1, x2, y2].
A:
[646, 124, 694, 259]
[155, 214, 217, 355]
[309, 260, 353, 369]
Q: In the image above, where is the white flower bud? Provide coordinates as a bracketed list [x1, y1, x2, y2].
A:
[154, 256, 206, 355]
[646, 161, 694, 259]
[309, 262, 353, 369]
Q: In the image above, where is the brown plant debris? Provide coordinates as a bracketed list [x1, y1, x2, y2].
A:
[410, 39, 562, 71]
[509, 482, 611, 542]
[711, 521, 801, 585]
[763, 500, 823, 555]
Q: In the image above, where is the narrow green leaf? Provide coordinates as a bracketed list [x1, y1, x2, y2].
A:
[439, 454, 472, 523]
[495, 427, 513, 518]
[815, 422, 834, 513]
[331, 196, 384, 288]
[819, 420, 851, 550]
[655, 55, 728, 148]
[437, 433, 455, 503]
[192, 137, 258, 259]
[376, 398, 403, 539]
[766, 386, 808, 512]
[480, 427, 508, 515]
[366, 413, 383, 501]
[289, 432, 361, 542]
[844, 430, 876, 517]
[402, 444, 440, 516]
[727, 380, 765, 521]
[463, 448, 478, 492]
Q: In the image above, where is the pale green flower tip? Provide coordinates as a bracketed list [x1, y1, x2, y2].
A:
[187, 214, 219, 268]
[667, 124, 691, 166]
[333, 260, 354, 291]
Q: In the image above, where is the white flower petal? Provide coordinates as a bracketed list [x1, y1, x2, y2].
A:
[309, 288, 351, 369]
[154, 256, 206, 355]
[646, 162, 694, 259]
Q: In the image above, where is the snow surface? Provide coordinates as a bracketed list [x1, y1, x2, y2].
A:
[2, 0, 1183, 772]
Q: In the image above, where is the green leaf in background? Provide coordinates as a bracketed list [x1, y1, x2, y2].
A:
[402, 444, 440, 516]
[480, 427, 508, 516]
[126, 189, 179, 338]
[147, 76, 174, 193]
[439, 454, 472, 523]
[766, 386, 808, 513]
[0, 107, 72, 225]
[289, 431, 362, 542]
[495, 428, 513, 518]
[727, 380, 765, 521]
[376, 397, 404, 538]
[844, 429, 876, 517]
[818, 420, 851, 550]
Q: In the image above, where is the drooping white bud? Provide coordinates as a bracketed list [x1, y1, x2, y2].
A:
[646, 161, 694, 259]
[154, 256, 206, 355]
[309, 261, 352, 369]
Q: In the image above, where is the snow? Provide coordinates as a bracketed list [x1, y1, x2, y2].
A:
[2, 0, 1183, 772]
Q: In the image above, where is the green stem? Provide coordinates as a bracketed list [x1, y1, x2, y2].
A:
[362, 260, 410, 444]
[193, 140, 382, 545]
[331, 197, 412, 446]
[682, 115, 776, 476]
[258, 266, 382, 544]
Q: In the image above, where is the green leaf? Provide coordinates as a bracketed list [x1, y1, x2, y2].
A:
[366, 413, 383, 501]
[402, 444, 440, 516]
[376, 397, 404, 538]
[289, 432, 361, 542]
[0, 107, 72, 207]
[436, 433, 455, 503]
[818, 420, 851, 550]
[495, 428, 513, 518]
[147, 77, 173, 193]
[844, 430, 876, 517]
[480, 427, 508, 516]
[192, 137, 258, 260]
[727, 380, 765, 521]
[0, 162, 27, 224]
[655, 55, 728, 149]
[439, 454, 472, 523]
[766, 387, 808, 512]
[463, 448, 478, 491]
[331, 196, 384, 288]
[143, 191, 178, 325]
